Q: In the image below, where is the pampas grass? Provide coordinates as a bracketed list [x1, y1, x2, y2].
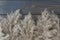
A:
[40, 9, 59, 40]
[0, 9, 60, 40]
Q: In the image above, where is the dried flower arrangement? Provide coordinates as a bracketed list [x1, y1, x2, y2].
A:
[0, 9, 60, 40]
